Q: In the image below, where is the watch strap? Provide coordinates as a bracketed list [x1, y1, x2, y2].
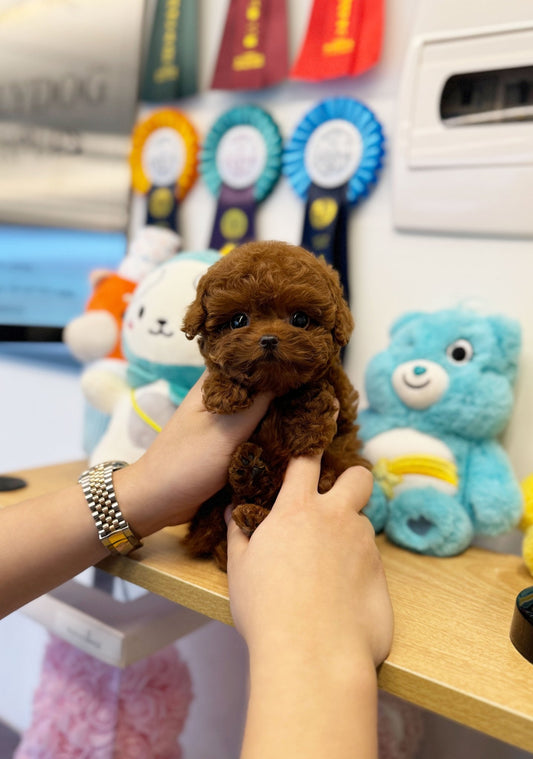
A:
[78, 461, 143, 556]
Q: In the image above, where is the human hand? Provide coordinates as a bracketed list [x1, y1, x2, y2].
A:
[226, 457, 393, 670]
[117, 373, 273, 536]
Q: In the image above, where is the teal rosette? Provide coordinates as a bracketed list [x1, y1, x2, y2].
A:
[283, 97, 385, 204]
[200, 104, 283, 202]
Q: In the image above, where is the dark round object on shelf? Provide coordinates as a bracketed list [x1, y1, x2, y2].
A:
[510, 585, 533, 663]
[0, 476, 27, 492]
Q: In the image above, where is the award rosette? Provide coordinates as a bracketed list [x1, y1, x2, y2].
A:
[201, 105, 282, 250]
[283, 97, 384, 303]
[129, 108, 199, 231]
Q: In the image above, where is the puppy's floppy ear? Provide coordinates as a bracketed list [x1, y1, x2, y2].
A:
[321, 259, 354, 347]
[182, 277, 208, 339]
[333, 294, 354, 347]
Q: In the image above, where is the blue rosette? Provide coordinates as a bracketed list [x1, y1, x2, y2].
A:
[201, 104, 283, 204]
[283, 97, 385, 307]
[283, 97, 385, 205]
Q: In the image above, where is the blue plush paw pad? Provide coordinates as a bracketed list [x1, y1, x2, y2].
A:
[407, 516, 434, 536]
[386, 488, 473, 557]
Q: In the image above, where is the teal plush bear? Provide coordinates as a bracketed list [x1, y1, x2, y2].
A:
[359, 308, 523, 556]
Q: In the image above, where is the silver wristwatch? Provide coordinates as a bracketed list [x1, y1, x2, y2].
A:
[78, 461, 143, 556]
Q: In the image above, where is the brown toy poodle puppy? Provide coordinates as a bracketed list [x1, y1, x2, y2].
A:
[182, 240, 368, 569]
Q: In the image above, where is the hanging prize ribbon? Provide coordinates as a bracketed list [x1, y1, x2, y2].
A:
[211, 0, 289, 90]
[283, 97, 384, 304]
[290, 0, 384, 82]
[201, 105, 282, 250]
[141, 0, 198, 100]
[129, 109, 198, 232]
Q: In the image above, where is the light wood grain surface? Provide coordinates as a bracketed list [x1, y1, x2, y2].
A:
[3, 460, 533, 751]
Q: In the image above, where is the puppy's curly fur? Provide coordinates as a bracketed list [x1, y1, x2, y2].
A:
[182, 240, 368, 569]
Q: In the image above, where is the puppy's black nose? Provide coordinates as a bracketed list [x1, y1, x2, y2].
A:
[259, 335, 279, 350]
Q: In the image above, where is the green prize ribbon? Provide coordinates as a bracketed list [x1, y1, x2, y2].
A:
[141, 0, 198, 101]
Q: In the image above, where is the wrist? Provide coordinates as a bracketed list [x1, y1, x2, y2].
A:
[110, 461, 158, 540]
[248, 632, 378, 693]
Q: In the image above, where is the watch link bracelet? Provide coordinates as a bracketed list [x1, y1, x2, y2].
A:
[78, 461, 143, 556]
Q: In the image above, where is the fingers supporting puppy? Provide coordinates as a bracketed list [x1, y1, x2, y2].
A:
[273, 455, 323, 508]
[225, 506, 250, 563]
[330, 465, 374, 513]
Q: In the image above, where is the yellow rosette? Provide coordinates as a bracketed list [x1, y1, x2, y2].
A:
[129, 109, 198, 202]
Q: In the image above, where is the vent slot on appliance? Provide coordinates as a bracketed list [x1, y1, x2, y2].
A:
[440, 65, 533, 125]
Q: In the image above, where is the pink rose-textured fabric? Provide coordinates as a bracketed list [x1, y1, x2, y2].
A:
[14, 635, 193, 759]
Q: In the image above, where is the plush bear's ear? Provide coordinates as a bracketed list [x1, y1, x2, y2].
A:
[488, 315, 522, 381]
[389, 311, 425, 337]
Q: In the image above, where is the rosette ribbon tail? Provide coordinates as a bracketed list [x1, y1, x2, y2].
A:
[209, 184, 257, 250]
[301, 182, 350, 303]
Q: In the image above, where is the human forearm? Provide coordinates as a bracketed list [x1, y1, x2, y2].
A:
[0, 456, 200, 619]
[0, 378, 272, 619]
[227, 457, 393, 759]
[242, 648, 378, 759]
[0, 485, 107, 618]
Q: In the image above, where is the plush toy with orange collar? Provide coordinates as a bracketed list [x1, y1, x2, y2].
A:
[63, 226, 181, 362]
[82, 250, 220, 465]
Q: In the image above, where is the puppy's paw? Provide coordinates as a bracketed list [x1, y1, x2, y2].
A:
[282, 384, 338, 455]
[288, 413, 338, 457]
[213, 540, 229, 572]
[230, 442, 265, 484]
[318, 466, 337, 494]
[229, 443, 281, 504]
[232, 503, 270, 537]
[203, 379, 252, 414]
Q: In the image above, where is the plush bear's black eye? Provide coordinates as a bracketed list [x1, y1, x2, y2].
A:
[230, 313, 249, 329]
[138, 306, 145, 319]
[446, 339, 473, 363]
[290, 312, 310, 328]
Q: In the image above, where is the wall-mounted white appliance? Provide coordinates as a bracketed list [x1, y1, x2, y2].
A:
[393, 1, 533, 238]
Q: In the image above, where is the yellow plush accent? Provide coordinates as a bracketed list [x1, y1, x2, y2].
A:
[373, 455, 458, 499]
[519, 474, 533, 530]
[130, 389, 162, 434]
[523, 527, 533, 576]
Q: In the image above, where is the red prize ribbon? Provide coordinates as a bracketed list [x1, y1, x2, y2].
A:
[211, 0, 288, 90]
[290, 0, 383, 82]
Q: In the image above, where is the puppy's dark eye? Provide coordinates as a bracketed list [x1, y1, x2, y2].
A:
[230, 313, 249, 329]
[290, 312, 310, 328]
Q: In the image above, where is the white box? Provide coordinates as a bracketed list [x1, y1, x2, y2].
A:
[22, 580, 209, 667]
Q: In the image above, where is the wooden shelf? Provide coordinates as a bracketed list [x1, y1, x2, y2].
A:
[2, 460, 533, 752]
